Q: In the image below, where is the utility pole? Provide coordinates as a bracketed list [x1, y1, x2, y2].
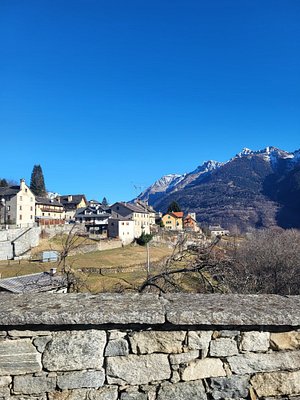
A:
[146, 241, 150, 276]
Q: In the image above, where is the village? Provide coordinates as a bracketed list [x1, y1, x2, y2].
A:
[0, 176, 230, 294]
[0, 177, 229, 247]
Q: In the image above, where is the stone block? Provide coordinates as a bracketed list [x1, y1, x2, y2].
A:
[48, 388, 118, 400]
[228, 351, 300, 375]
[0, 376, 11, 387]
[13, 374, 56, 395]
[210, 375, 249, 399]
[240, 331, 270, 352]
[120, 389, 147, 399]
[218, 330, 240, 338]
[187, 331, 212, 357]
[8, 396, 46, 400]
[8, 330, 50, 337]
[164, 293, 300, 326]
[57, 370, 105, 389]
[0, 339, 42, 375]
[0, 375, 11, 397]
[169, 350, 199, 365]
[33, 337, 51, 353]
[181, 358, 226, 381]
[107, 354, 171, 385]
[170, 370, 180, 383]
[109, 331, 127, 340]
[129, 331, 185, 354]
[270, 331, 300, 350]
[105, 338, 129, 357]
[43, 330, 106, 371]
[251, 371, 300, 397]
[209, 338, 238, 357]
[157, 381, 206, 399]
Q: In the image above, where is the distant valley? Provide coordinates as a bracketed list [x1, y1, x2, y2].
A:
[137, 147, 300, 232]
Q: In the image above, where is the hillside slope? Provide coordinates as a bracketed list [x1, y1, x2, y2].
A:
[138, 147, 300, 231]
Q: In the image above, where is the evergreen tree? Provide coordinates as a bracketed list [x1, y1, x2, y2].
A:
[30, 165, 46, 196]
[0, 179, 8, 187]
[102, 197, 109, 207]
[167, 201, 181, 213]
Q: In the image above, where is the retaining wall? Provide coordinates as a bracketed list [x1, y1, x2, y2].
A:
[0, 227, 40, 260]
[0, 294, 300, 399]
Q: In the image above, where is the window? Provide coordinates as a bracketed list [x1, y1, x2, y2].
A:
[20, 215, 22, 220]
[19, 206, 22, 210]
[30, 215, 33, 219]
[25, 188, 28, 193]
[20, 196, 22, 201]
[30, 206, 33, 211]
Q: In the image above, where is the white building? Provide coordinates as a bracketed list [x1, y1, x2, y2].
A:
[110, 202, 154, 238]
[209, 225, 230, 237]
[108, 218, 135, 245]
[0, 179, 35, 228]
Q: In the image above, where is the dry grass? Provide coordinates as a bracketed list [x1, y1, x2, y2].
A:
[0, 239, 172, 293]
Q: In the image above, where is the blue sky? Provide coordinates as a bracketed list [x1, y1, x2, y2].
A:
[1, 0, 299, 202]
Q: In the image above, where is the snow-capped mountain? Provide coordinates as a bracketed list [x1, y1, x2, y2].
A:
[233, 146, 300, 170]
[137, 160, 222, 203]
[137, 174, 186, 203]
[135, 146, 300, 231]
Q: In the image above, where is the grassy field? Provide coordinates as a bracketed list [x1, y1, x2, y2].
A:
[1, 233, 238, 293]
[0, 236, 173, 292]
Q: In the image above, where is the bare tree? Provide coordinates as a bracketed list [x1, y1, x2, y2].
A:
[223, 228, 300, 295]
[139, 228, 300, 295]
[139, 236, 230, 294]
[56, 226, 91, 293]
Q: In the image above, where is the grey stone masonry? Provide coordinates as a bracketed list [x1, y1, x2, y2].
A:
[0, 293, 300, 326]
[0, 293, 299, 399]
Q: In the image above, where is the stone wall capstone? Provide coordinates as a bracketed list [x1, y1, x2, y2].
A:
[0, 293, 299, 399]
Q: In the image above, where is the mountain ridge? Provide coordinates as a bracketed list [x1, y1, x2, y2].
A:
[137, 146, 300, 231]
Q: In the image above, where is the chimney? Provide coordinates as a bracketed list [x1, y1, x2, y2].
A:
[20, 179, 26, 191]
[68, 195, 73, 202]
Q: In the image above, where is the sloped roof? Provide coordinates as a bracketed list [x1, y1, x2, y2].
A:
[113, 202, 149, 213]
[36, 197, 63, 207]
[58, 195, 87, 206]
[171, 212, 184, 218]
[0, 186, 20, 197]
[0, 272, 67, 293]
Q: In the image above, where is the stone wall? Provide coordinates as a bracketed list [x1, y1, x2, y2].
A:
[0, 293, 299, 399]
[0, 227, 41, 260]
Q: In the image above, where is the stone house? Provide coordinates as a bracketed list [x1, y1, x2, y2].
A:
[110, 202, 152, 238]
[162, 211, 184, 231]
[108, 218, 135, 245]
[35, 197, 65, 226]
[0, 179, 35, 228]
[56, 194, 88, 221]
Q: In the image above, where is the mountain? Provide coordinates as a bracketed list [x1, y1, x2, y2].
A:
[137, 147, 300, 231]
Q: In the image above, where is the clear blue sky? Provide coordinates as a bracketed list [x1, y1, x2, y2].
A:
[1, 0, 299, 202]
